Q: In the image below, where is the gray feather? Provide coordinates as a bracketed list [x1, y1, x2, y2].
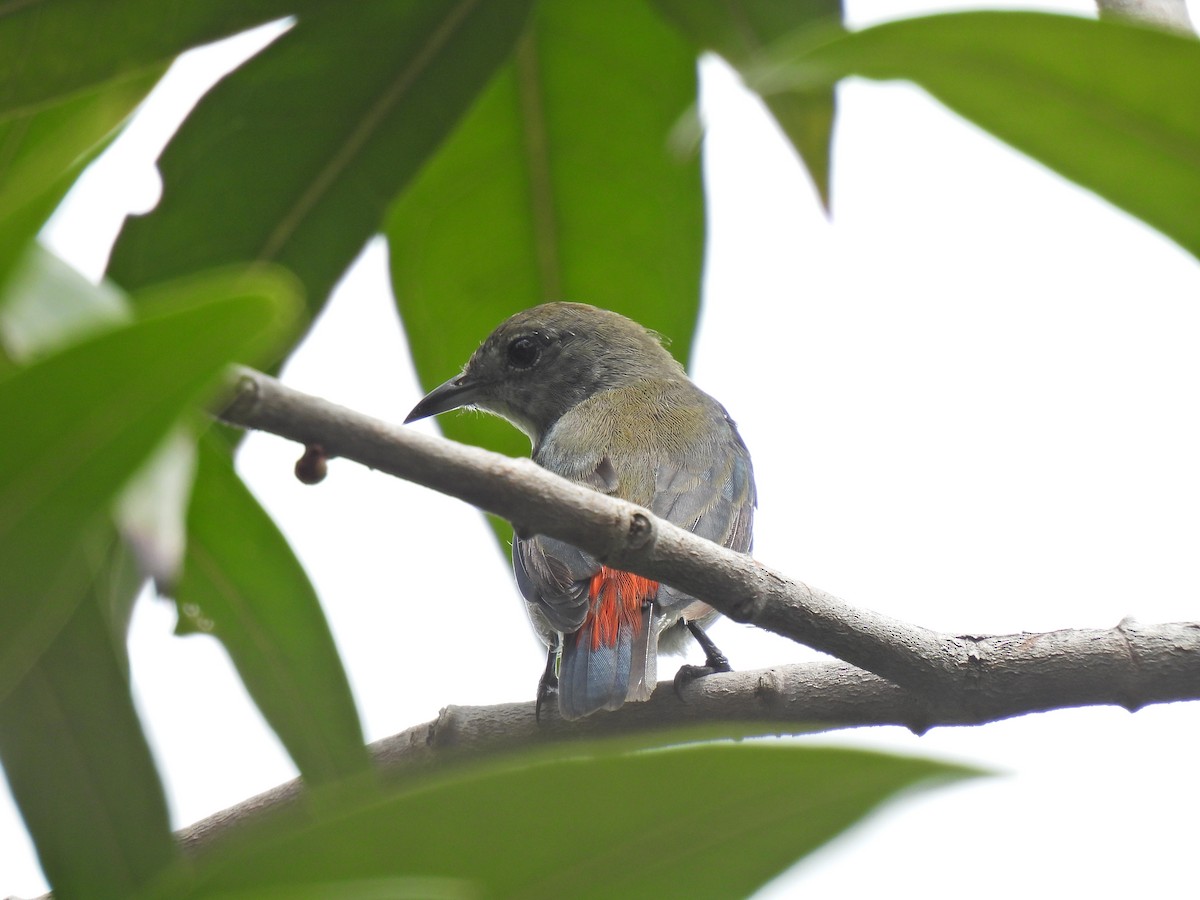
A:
[512, 535, 595, 634]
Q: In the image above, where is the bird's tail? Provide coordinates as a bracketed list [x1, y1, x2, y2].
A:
[557, 568, 658, 720]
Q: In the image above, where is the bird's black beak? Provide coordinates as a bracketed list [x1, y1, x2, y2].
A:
[404, 374, 481, 423]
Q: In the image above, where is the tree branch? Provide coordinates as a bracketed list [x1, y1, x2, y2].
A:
[181, 367, 1200, 860]
[216, 367, 1200, 704]
[180, 629, 1199, 860]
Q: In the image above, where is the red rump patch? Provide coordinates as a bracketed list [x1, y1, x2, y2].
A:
[581, 567, 659, 651]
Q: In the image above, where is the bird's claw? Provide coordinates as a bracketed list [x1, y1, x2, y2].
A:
[672, 657, 732, 699]
[674, 621, 733, 700]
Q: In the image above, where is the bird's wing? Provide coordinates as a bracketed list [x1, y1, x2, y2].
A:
[515, 404, 755, 633]
[651, 407, 755, 548]
[513, 450, 619, 634]
[650, 408, 756, 609]
[513, 532, 597, 634]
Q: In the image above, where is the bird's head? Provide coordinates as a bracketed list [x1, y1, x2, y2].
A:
[405, 302, 685, 442]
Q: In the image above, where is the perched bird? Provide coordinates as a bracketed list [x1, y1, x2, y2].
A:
[406, 302, 755, 719]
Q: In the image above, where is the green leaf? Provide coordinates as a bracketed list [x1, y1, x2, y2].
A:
[0, 73, 157, 287]
[759, 11, 1200, 259]
[109, 0, 535, 323]
[116, 426, 198, 587]
[0, 0, 330, 116]
[0, 75, 152, 214]
[174, 434, 368, 783]
[179, 742, 979, 898]
[0, 524, 177, 900]
[1, 246, 199, 588]
[386, 0, 705, 543]
[0, 268, 297, 701]
[179, 878, 478, 900]
[1, 244, 130, 360]
[651, 0, 840, 206]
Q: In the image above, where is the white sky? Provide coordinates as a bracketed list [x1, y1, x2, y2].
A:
[6, 0, 1200, 896]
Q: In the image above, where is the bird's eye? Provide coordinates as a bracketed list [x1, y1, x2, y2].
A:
[506, 335, 541, 369]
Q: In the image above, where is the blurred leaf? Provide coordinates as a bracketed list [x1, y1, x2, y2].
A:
[116, 427, 198, 585]
[0, 75, 151, 213]
[189, 877, 478, 900]
[0, 523, 177, 900]
[179, 742, 979, 898]
[1, 244, 129, 360]
[174, 434, 368, 783]
[0, 73, 157, 287]
[651, 0, 840, 206]
[1, 246, 200, 586]
[0, 269, 297, 701]
[387, 0, 705, 544]
[0, 172, 76, 296]
[757, 11, 1200, 259]
[0, 0, 334, 116]
[109, 0, 535, 324]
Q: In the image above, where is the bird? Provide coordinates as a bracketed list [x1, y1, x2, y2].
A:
[405, 302, 755, 720]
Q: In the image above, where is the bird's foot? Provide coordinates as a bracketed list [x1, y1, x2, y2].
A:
[673, 621, 732, 699]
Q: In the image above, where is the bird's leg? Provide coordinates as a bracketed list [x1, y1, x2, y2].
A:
[685, 620, 732, 672]
[673, 621, 732, 698]
[535, 633, 561, 723]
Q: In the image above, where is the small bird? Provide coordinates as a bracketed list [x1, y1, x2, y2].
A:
[406, 302, 755, 719]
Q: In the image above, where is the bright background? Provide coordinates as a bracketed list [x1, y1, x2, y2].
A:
[5, 0, 1199, 896]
